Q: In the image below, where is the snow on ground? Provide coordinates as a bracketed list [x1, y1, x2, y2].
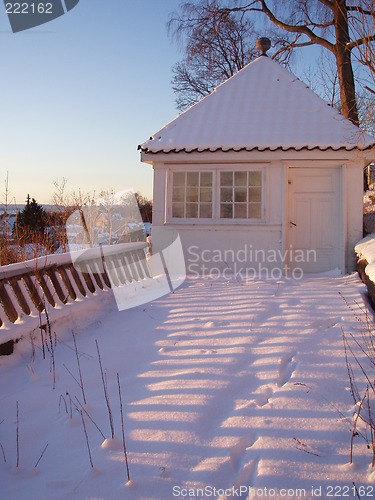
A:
[0, 274, 374, 499]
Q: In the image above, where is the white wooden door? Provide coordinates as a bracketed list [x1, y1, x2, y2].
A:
[287, 167, 341, 273]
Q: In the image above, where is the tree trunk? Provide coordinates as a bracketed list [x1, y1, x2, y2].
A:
[332, 0, 359, 125]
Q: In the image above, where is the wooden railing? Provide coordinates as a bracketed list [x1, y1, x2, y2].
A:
[0, 242, 149, 333]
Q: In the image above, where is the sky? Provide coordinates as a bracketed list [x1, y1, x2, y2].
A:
[0, 0, 181, 205]
[0, 1, 334, 208]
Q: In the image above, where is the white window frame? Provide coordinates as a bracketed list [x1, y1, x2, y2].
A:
[170, 170, 214, 220]
[219, 170, 263, 220]
[167, 164, 266, 223]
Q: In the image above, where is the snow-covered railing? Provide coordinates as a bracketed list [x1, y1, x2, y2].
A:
[0, 242, 149, 331]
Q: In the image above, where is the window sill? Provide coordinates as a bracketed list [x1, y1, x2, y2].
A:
[165, 218, 268, 226]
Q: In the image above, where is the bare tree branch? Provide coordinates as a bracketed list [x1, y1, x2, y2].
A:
[347, 33, 375, 51]
[347, 4, 373, 16]
[272, 39, 316, 60]
[167, 0, 375, 128]
[318, 0, 333, 7]
[258, 0, 335, 53]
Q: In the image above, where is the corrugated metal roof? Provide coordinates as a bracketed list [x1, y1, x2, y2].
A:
[140, 55, 375, 154]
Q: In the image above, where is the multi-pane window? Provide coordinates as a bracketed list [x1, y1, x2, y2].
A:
[171, 169, 263, 220]
[220, 171, 262, 219]
[172, 171, 213, 218]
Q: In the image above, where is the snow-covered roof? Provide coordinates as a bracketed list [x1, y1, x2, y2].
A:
[140, 55, 375, 154]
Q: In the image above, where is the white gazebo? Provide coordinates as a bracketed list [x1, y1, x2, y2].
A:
[139, 51, 375, 277]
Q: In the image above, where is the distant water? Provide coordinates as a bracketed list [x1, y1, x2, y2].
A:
[0, 204, 58, 214]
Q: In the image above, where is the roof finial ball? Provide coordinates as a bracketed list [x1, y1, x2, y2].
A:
[256, 37, 271, 57]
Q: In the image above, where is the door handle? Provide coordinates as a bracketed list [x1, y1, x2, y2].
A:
[290, 221, 297, 227]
